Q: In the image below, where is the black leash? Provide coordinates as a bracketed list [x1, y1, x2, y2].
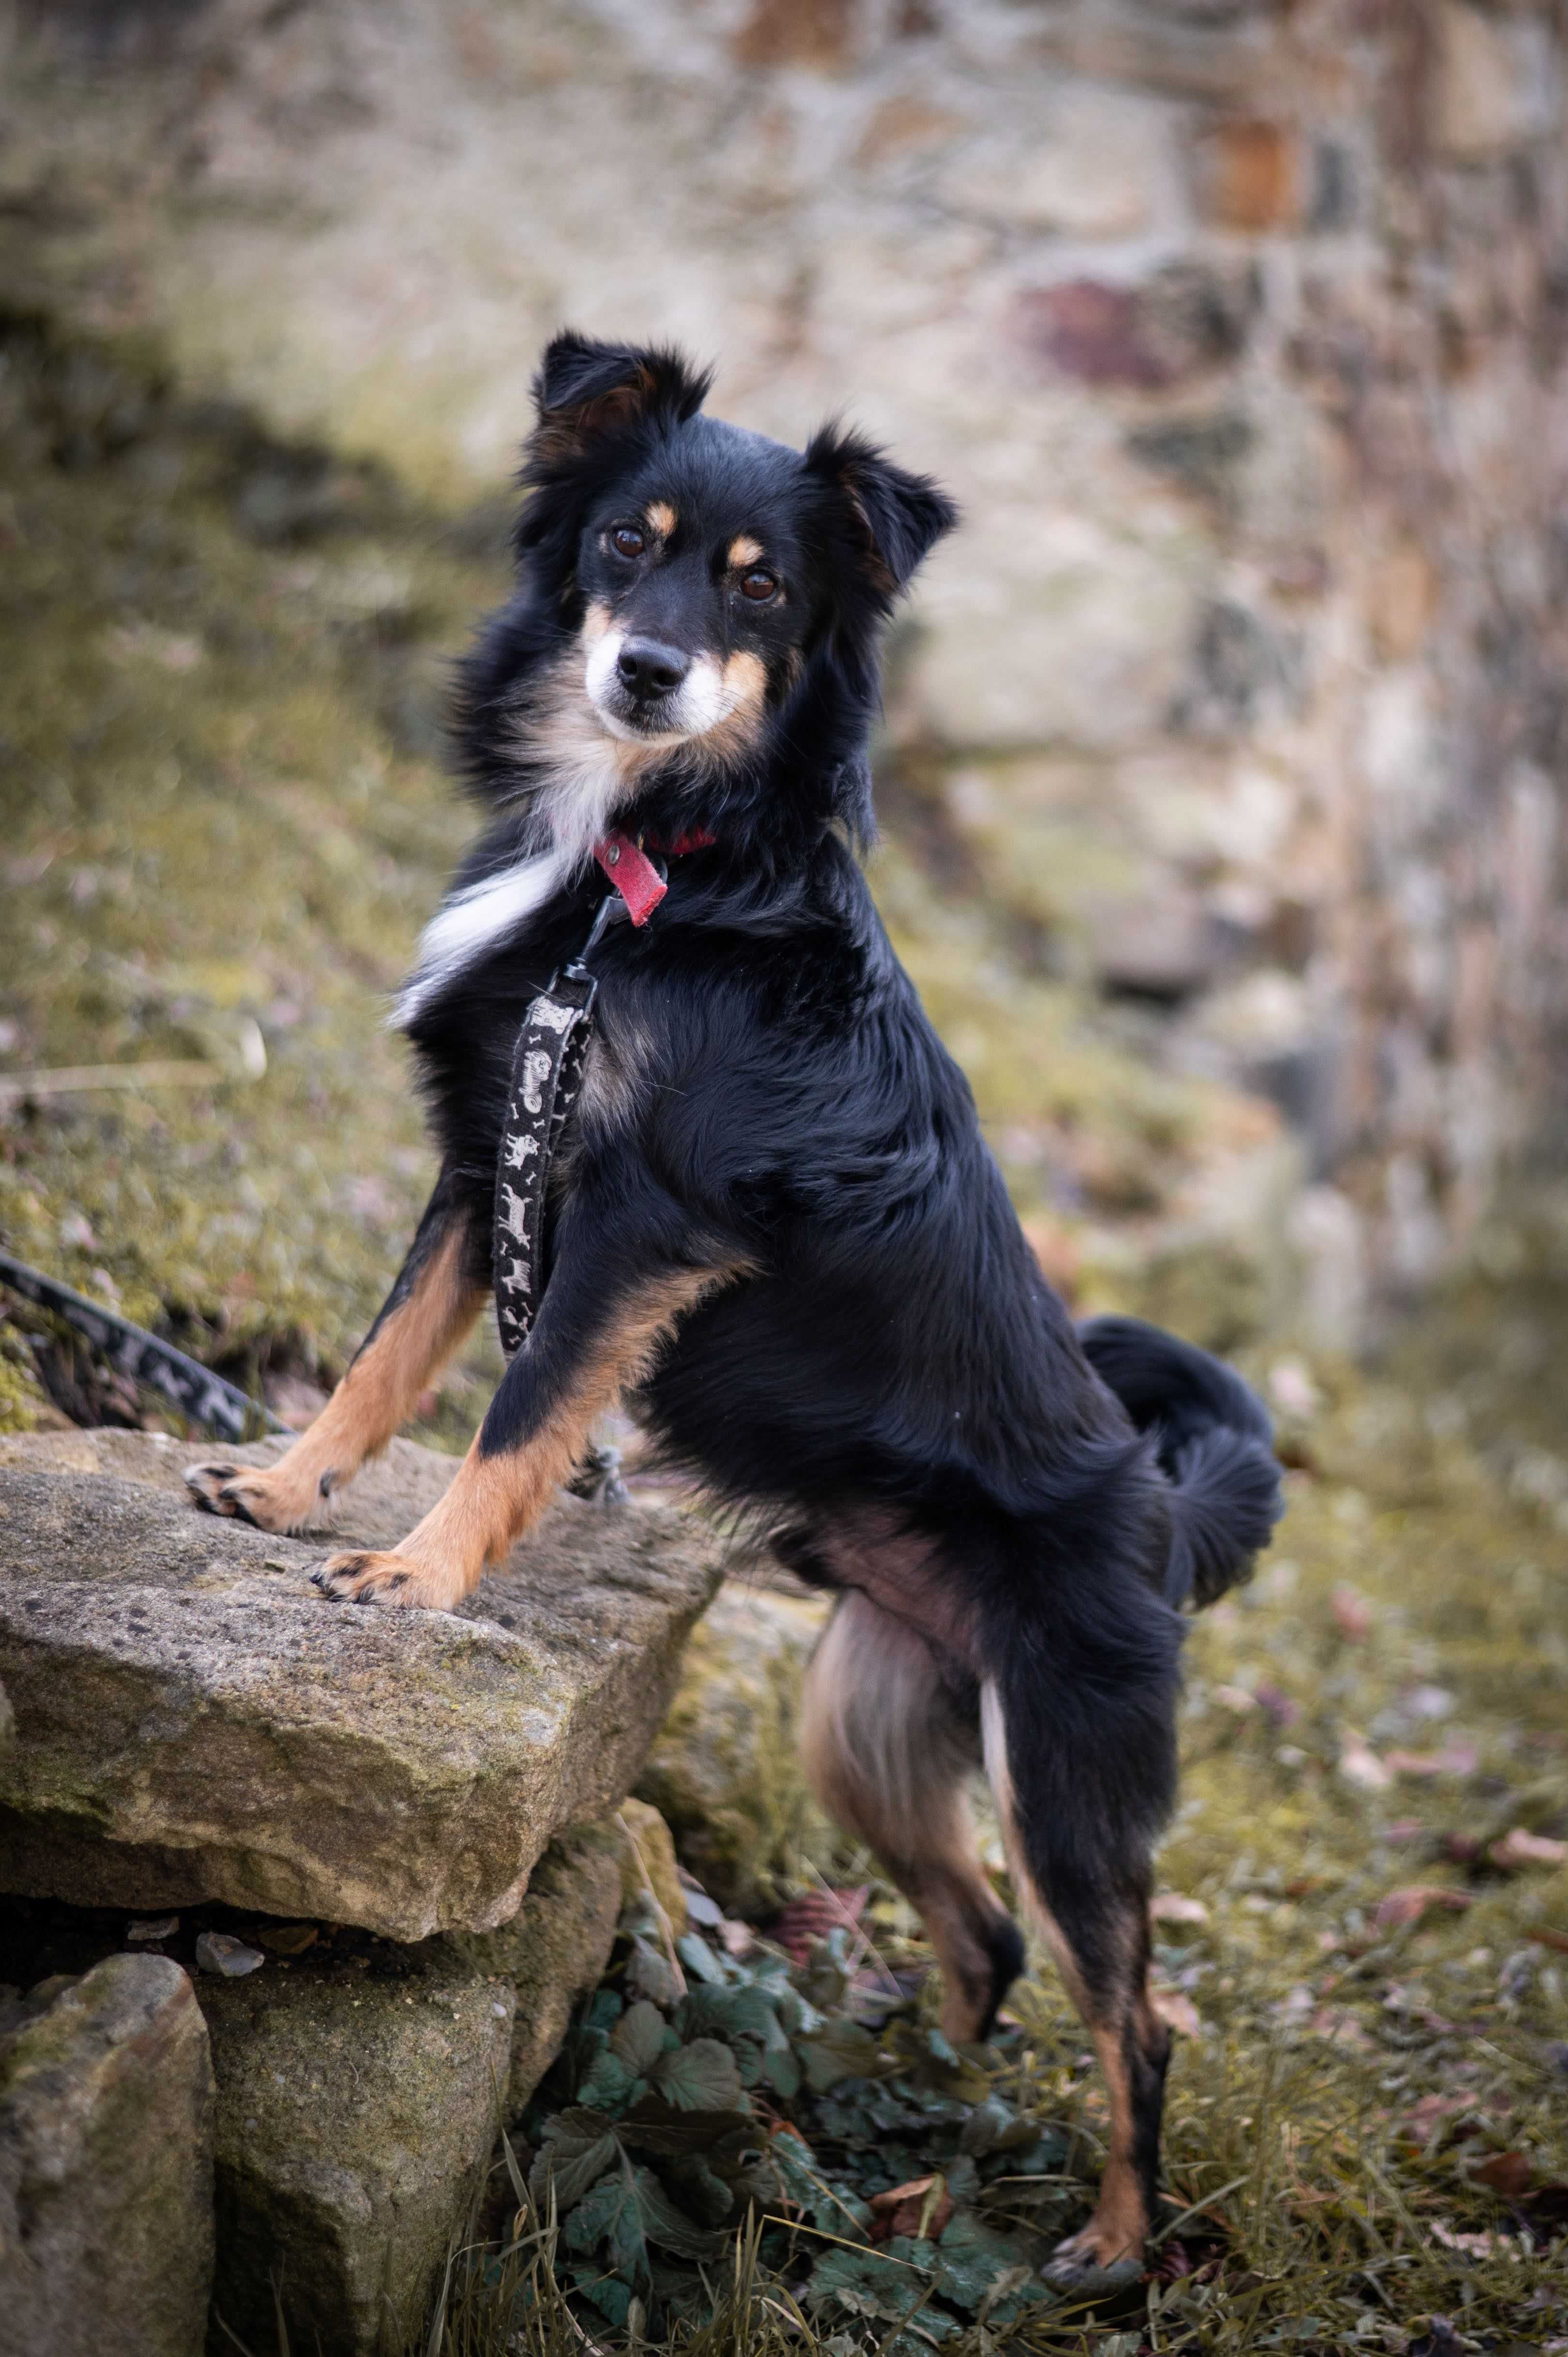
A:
[493, 885, 636, 1505]
[0, 1245, 288, 1442]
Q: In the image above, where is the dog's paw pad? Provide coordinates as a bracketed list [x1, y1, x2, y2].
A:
[312, 1550, 414, 1605]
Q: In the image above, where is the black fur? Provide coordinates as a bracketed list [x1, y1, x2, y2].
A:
[1078, 1316, 1283, 1608]
[388, 333, 1282, 2259]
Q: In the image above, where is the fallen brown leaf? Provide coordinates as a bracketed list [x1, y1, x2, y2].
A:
[1306, 2006, 1375, 2050]
[1385, 1745, 1478, 1778]
[1473, 2151, 1533, 2199]
[1399, 2091, 1469, 2147]
[870, 2174, 935, 2211]
[1254, 1679, 1300, 1727]
[1213, 1684, 1257, 1716]
[868, 2175, 954, 2243]
[1151, 1987, 1202, 2036]
[1339, 1733, 1393, 1791]
[1331, 1585, 1372, 1640]
[1490, 1826, 1568, 1870]
[255, 1923, 318, 1956]
[768, 1884, 869, 1963]
[1532, 1925, 1568, 1955]
[1151, 1892, 1209, 1925]
[1373, 1885, 1474, 1930]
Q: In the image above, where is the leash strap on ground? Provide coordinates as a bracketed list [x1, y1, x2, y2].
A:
[0, 1245, 287, 1442]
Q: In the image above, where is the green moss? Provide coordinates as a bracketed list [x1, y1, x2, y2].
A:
[0, 311, 506, 1429]
[0, 1329, 54, 1435]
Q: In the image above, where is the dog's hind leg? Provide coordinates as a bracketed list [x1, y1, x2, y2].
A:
[799, 1590, 1024, 2044]
[980, 1664, 1175, 2290]
[186, 1169, 488, 1534]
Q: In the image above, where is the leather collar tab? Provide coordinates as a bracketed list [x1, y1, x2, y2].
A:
[592, 828, 714, 927]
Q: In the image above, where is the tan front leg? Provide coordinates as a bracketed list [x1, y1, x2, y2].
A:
[312, 1265, 728, 1609]
[186, 1219, 484, 1535]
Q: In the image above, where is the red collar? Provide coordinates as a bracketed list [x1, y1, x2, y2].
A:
[592, 828, 715, 927]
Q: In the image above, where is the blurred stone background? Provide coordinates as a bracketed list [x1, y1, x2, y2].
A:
[3, 0, 1568, 1408]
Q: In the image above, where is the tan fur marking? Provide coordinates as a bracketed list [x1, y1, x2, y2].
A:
[510, 647, 682, 852]
[727, 534, 764, 569]
[647, 500, 677, 538]
[522, 647, 679, 786]
[720, 649, 768, 705]
[316, 1263, 744, 1608]
[508, 637, 769, 822]
[582, 599, 613, 643]
[802, 1592, 1009, 2045]
[1071, 2028, 1153, 2265]
[981, 1683, 1154, 2269]
[186, 1226, 484, 1535]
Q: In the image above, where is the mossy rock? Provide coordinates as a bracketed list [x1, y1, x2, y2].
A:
[0, 1953, 215, 2357]
[445, 1817, 624, 2121]
[0, 1431, 722, 1940]
[636, 1583, 838, 1913]
[614, 1795, 689, 1939]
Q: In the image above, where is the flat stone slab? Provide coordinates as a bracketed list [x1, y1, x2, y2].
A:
[0, 1431, 724, 1941]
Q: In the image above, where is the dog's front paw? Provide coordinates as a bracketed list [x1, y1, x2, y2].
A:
[311, 1548, 461, 1611]
[1042, 2224, 1144, 2293]
[185, 1460, 321, 1534]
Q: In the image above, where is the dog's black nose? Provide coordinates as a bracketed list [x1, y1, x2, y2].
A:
[616, 638, 690, 700]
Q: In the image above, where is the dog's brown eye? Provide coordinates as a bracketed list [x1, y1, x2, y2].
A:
[739, 568, 777, 602]
[611, 526, 645, 559]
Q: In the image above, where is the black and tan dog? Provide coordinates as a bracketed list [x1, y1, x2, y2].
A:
[187, 333, 1282, 2285]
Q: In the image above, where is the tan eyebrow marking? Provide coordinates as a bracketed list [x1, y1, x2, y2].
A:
[646, 501, 677, 537]
[728, 534, 765, 569]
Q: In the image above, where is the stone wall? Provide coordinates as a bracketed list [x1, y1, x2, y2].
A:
[5, 0, 1568, 1335]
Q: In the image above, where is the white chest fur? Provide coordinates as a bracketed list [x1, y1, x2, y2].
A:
[392, 850, 565, 1028]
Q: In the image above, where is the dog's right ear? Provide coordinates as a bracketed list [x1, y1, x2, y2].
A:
[527, 332, 712, 469]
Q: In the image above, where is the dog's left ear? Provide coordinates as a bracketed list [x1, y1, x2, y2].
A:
[805, 424, 958, 595]
[529, 331, 712, 468]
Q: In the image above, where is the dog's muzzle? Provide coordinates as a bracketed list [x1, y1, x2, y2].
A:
[585, 629, 732, 744]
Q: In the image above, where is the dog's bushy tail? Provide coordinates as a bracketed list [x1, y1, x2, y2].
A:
[1079, 1314, 1284, 1610]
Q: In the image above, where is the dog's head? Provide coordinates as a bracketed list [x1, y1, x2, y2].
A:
[489, 332, 956, 849]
